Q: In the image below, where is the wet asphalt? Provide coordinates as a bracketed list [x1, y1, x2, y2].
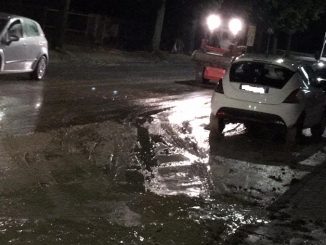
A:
[0, 62, 326, 244]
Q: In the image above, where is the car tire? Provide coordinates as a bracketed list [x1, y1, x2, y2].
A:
[285, 126, 298, 144]
[311, 115, 326, 140]
[285, 116, 304, 144]
[31, 56, 47, 80]
[209, 114, 225, 137]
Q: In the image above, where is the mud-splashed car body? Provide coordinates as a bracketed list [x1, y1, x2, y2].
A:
[210, 54, 326, 142]
[0, 13, 48, 80]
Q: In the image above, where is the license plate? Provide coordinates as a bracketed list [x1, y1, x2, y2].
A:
[240, 84, 267, 94]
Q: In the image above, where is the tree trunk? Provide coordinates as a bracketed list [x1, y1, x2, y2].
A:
[254, 24, 263, 53]
[285, 31, 294, 57]
[152, 0, 166, 51]
[272, 35, 278, 55]
[188, 19, 198, 54]
[57, 0, 71, 49]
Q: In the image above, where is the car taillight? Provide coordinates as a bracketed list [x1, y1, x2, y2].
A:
[283, 89, 300, 103]
[215, 80, 224, 94]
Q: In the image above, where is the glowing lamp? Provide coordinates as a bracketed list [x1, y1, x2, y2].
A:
[229, 18, 243, 35]
[206, 14, 221, 32]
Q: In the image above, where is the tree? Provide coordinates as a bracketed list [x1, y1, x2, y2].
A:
[152, 0, 166, 51]
[57, 0, 71, 49]
[249, 0, 326, 54]
[152, 0, 223, 52]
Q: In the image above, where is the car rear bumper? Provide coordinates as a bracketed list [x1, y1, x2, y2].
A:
[211, 92, 303, 128]
[216, 107, 286, 125]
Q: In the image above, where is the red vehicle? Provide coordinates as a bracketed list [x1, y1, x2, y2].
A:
[192, 38, 246, 83]
[192, 15, 250, 83]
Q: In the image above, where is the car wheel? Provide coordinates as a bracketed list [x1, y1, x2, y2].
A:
[209, 114, 225, 137]
[311, 115, 326, 140]
[285, 117, 303, 144]
[31, 56, 47, 80]
[285, 126, 298, 144]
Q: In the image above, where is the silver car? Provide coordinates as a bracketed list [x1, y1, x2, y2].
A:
[0, 13, 48, 80]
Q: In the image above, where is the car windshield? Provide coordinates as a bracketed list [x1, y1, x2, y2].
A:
[230, 61, 295, 89]
[0, 19, 8, 32]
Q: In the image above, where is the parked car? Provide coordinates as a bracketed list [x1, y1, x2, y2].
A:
[210, 54, 326, 142]
[311, 61, 326, 92]
[0, 13, 48, 80]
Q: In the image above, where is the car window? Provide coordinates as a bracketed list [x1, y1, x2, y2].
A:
[23, 19, 40, 37]
[0, 19, 8, 32]
[230, 61, 295, 89]
[8, 20, 23, 38]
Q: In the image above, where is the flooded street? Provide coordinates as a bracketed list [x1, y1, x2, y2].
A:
[0, 62, 326, 244]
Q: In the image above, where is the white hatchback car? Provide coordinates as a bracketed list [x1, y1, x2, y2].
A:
[210, 55, 326, 141]
[0, 13, 48, 80]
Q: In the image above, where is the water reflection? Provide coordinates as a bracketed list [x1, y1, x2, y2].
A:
[135, 93, 275, 237]
[0, 111, 5, 122]
[35, 102, 42, 109]
[0, 82, 44, 135]
[135, 91, 326, 239]
[207, 155, 308, 205]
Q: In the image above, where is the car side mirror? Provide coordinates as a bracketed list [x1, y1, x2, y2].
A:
[1, 33, 19, 45]
[8, 34, 19, 42]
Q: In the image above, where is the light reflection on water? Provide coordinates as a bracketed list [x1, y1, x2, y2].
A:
[145, 161, 209, 198]
[166, 95, 211, 153]
[138, 93, 271, 237]
[0, 111, 5, 121]
[0, 83, 44, 135]
[188, 202, 269, 237]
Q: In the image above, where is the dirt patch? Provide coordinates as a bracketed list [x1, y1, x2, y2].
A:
[0, 121, 137, 194]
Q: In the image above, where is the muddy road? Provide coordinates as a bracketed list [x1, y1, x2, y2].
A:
[0, 62, 326, 244]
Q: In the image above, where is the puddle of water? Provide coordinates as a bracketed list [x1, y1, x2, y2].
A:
[208, 155, 308, 205]
[134, 95, 274, 240]
[134, 92, 326, 242]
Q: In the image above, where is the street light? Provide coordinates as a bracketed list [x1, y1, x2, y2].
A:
[206, 14, 221, 33]
[228, 18, 243, 36]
